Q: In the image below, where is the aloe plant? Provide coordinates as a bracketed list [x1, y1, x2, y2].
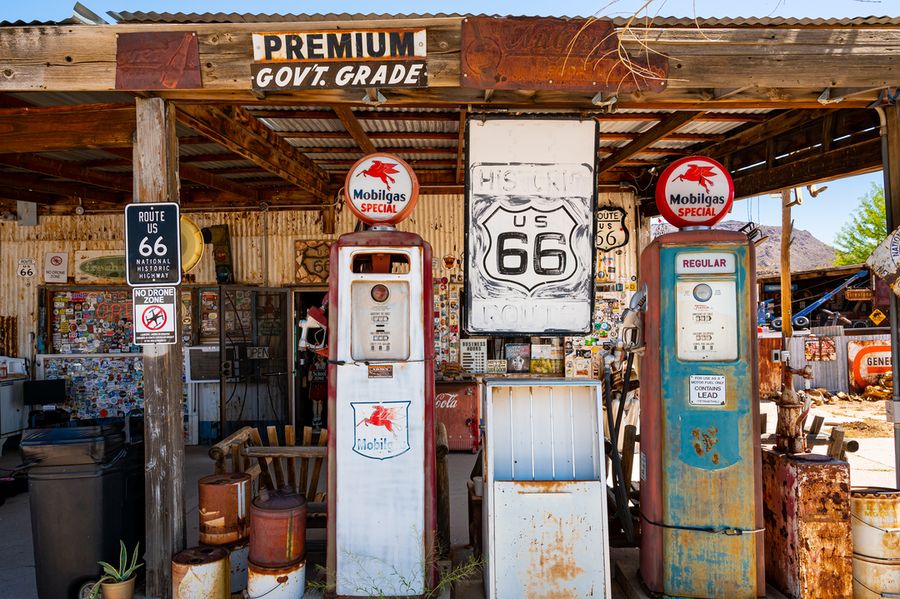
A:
[89, 541, 143, 598]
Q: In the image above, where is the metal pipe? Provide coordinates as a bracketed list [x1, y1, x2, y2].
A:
[876, 105, 900, 491]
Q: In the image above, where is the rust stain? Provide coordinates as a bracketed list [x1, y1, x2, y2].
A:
[517, 480, 571, 493]
[691, 426, 719, 457]
[525, 514, 585, 599]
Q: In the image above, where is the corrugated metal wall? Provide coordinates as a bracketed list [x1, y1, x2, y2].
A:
[758, 330, 891, 395]
[0, 192, 633, 359]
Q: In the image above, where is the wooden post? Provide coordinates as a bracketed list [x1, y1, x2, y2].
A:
[134, 97, 185, 598]
[435, 422, 451, 559]
[881, 103, 900, 489]
[776, 188, 805, 454]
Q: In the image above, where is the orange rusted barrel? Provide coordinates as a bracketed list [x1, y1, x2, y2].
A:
[172, 546, 230, 598]
[851, 487, 900, 598]
[199, 472, 251, 546]
[249, 490, 307, 568]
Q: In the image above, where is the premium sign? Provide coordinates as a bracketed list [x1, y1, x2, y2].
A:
[465, 118, 597, 335]
[344, 153, 419, 225]
[655, 156, 734, 229]
[251, 29, 427, 91]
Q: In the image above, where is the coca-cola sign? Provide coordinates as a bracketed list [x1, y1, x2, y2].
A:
[435, 393, 459, 409]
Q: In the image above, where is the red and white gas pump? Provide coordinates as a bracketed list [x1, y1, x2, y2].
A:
[326, 154, 436, 597]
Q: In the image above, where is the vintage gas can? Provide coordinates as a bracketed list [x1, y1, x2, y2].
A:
[172, 546, 230, 599]
[247, 560, 306, 599]
[198, 472, 250, 546]
[249, 489, 307, 568]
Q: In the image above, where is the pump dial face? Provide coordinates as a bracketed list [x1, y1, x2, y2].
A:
[692, 283, 713, 302]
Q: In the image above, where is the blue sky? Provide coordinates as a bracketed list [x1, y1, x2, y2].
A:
[6, 0, 891, 244]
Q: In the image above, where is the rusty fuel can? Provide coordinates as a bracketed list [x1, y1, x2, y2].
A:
[198, 472, 251, 546]
[247, 560, 306, 599]
[249, 489, 307, 568]
[852, 487, 900, 598]
[172, 546, 230, 599]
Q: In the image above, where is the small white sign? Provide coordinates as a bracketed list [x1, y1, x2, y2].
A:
[132, 287, 177, 345]
[43, 252, 68, 283]
[675, 252, 736, 274]
[16, 258, 36, 278]
[689, 374, 727, 405]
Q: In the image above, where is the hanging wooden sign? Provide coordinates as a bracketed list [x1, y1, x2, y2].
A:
[251, 29, 427, 91]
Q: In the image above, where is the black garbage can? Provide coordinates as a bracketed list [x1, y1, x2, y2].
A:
[22, 424, 145, 599]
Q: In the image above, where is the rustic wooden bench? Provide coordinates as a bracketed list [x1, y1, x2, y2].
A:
[208, 425, 328, 527]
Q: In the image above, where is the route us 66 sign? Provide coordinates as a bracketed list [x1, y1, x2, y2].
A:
[596, 206, 629, 251]
[17, 258, 36, 278]
[465, 117, 597, 335]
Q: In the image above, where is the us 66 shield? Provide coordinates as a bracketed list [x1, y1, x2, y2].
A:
[124, 202, 181, 286]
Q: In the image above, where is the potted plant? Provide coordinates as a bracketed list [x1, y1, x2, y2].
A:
[88, 541, 142, 599]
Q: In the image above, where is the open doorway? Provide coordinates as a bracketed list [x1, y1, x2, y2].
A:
[294, 288, 328, 430]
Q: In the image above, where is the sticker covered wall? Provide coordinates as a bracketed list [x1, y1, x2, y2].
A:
[465, 117, 597, 335]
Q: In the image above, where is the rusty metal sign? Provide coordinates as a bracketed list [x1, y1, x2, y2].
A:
[294, 240, 331, 284]
[460, 16, 667, 92]
[596, 206, 629, 251]
[116, 31, 201, 90]
[251, 29, 427, 91]
[867, 226, 900, 295]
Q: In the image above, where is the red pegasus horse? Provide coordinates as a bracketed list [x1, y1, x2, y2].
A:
[674, 163, 718, 192]
[357, 160, 400, 190]
[358, 405, 400, 434]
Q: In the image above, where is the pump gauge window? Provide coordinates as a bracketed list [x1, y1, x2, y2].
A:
[692, 283, 713, 302]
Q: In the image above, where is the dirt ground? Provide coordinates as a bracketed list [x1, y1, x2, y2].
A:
[825, 399, 894, 437]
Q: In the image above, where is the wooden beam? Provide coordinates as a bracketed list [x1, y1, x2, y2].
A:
[0, 171, 127, 205]
[176, 104, 330, 198]
[0, 153, 132, 191]
[456, 109, 466, 184]
[278, 131, 458, 141]
[598, 111, 702, 173]
[332, 106, 376, 154]
[134, 97, 185, 597]
[0, 104, 136, 153]
[249, 109, 459, 121]
[732, 137, 882, 198]
[705, 109, 833, 158]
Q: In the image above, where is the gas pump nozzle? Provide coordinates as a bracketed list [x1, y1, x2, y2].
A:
[620, 285, 648, 351]
[298, 301, 328, 354]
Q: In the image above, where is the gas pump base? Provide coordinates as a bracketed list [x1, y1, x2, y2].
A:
[761, 451, 852, 599]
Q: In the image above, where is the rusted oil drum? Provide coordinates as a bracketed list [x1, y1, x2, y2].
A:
[852, 487, 900, 598]
[198, 472, 251, 546]
[247, 560, 306, 599]
[229, 542, 250, 593]
[249, 489, 307, 568]
[172, 546, 230, 599]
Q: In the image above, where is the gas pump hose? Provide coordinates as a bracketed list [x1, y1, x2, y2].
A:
[640, 513, 765, 536]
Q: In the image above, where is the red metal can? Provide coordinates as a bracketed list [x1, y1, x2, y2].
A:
[249, 489, 307, 568]
[198, 472, 251, 546]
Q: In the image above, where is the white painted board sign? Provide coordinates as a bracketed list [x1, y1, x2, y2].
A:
[465, 118, 597, 335]
[689, 374, 727, 405]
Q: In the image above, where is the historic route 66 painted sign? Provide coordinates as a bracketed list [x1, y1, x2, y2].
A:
[351, 401, 411, 460]
[596, 206, 629, 251]
[465, 117, 597, 335]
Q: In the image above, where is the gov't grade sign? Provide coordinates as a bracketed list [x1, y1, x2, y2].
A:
[251, 29, 427, 91]
[344, 153, 419, 225]
[655, 156, 734, 229]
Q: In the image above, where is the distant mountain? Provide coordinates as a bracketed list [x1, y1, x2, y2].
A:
[651, 220, 836, 275]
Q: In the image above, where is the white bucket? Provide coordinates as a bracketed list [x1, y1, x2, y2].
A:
[852, 488, 900, 560]
[853, 553, 900, 598]
[228, 542, 249, 593]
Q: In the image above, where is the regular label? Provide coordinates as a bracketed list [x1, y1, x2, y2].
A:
[689, 375, 727, 405]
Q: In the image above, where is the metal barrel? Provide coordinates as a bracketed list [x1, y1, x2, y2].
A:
[851, 487, 900, 597]
[249, 489, 307, 568]
[247, 560, 306, 599]
[198, 472, 251, 546]
[172, 546, 230, 599]
[228, 542, 250, 594]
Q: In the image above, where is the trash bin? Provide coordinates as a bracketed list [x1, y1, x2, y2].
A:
[22, 423, 145, 599]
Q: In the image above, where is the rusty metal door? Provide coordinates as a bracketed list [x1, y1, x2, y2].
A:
[483, 380, 610, 599]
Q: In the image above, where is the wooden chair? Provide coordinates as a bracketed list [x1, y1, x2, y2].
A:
[208, 425, 329, 527]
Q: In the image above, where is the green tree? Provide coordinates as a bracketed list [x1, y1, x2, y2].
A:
[834, 183, 887, 266]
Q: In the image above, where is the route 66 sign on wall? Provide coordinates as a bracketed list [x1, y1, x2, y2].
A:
[465, 117, 597, 335]
[596, 206, 629, 251]
[294, 240, 332, 284]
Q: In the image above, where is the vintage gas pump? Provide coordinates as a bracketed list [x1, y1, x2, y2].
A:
[326, 154, 436, 597]
[640, 156, 765, 598]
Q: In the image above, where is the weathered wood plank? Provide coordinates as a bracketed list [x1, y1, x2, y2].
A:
[243, 445, 328, 459]
[134, 97, 185, 599]
[332, 106, 376, 154]
[704, 109, 834, 158]
[435, 422, 450, 558]
[0, 172, 127, 206]
[0, 153, 132, 191]
[0, 105, 136, 152]
[176, 104, 330, 198]
[598, 111, 701, 173]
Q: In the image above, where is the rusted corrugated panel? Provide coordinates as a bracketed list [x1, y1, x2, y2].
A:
[397, 194, 464, 268]
[362, 119, 458, 134]
[762, 451, 853, 599]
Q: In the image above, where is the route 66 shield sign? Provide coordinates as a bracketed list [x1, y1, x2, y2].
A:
[596, 206, 629, 251]
[351, 401, 411, 460]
